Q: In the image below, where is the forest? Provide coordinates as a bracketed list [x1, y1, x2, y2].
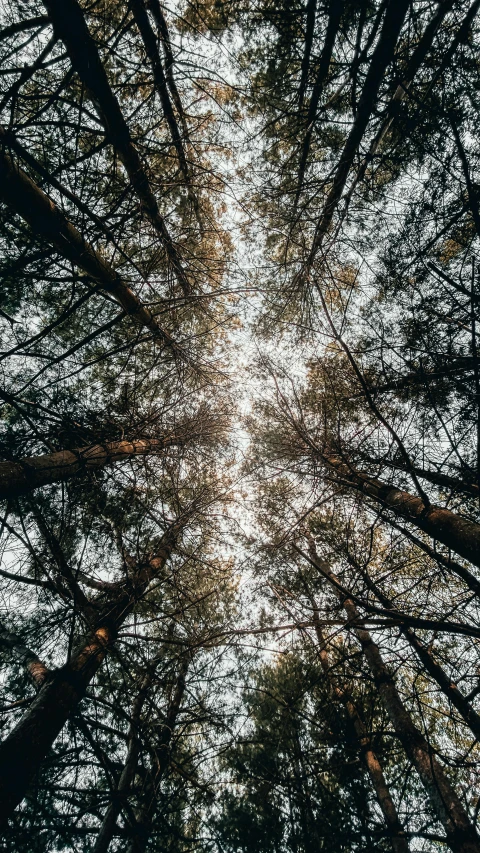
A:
[1, 0, 480, 850]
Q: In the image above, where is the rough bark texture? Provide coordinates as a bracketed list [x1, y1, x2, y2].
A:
[325, 454, 480, 569]
[0, 522, 181, 824]
[0, 436, 181, 499]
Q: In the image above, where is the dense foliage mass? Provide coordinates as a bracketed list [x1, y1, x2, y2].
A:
[1, 0, 480, 850]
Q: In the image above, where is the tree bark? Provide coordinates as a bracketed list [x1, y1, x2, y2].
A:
[344, 0, 458, 204]
[0, 630, 49, 689]
[307, 591, 409, 853]
[93, 675, 152, 853]
[129, 0, 195, 198]
[0, 520, 182, 824]
[297, 0, 318, 110]
[324, 453, 480, 569]
[295, 0, 344, 204]
[347, 552, 480, 742]
[383, 515, 480, 601]
[372, 458, 479, 499]
[305, 539, 480, 853]
[0, 436, 181, 499]
[306, 0, 411, 265]
[354, 356, 480, 398]
[0, 623, 113, 825]
[125, 656, 189, 853]
[0, 144, 177, 350]
[42, 0, 191, 295]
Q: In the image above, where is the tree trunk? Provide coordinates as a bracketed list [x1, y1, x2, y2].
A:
[307, 0, 410, 263]
[42, 0, 191, 295]
[353, 356, 480, 398]
[0, 436, 181, 499]
[126, 656, 189, 853]
[0, 521, 181, 824]
[129, 0, 194, 195]
[0, 142, 177, 349]
[348, 551, 480, 741]
[308, 592, 409, 853]
[344, 0, 459, 203]
[93, 675, 152, 853]
[325, 453, 480, 569]
[305, 539, 480, 853]
[382, 515, 480, 601]
[295, 0, 344, 203]
[374, 458, 479, 499]
[0, 623, 113, 825]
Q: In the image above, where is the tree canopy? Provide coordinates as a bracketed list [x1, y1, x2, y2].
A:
[1, 0, 480, 850]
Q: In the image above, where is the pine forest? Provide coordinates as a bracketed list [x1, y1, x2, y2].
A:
[2, 0, 480, 850]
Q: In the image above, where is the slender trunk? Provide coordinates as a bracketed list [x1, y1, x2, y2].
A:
[325, 453, 480, 569]
[356, 356, 480, 397]
[130, 0, 197, 214]
[0, 436, 181, 499]
[0, 144, 177, 350]
[297, 0, 318, 109]
[42, 0, 191, 295]
[295, 0, 343, 203]
[306, 540, 480, 853]
[345, 0, 457, 203]
[348, 552, 480, 742]
[93, 676, 152, 853]
[372, 458, 478, 499]
[307, 0, 410, 263]
[0, 522, 181, 823]
[309, 595, 409, 853]
[126, 657, 189, 853]
[44, 0, 191, 295]
[384, 515, 480, 601]
[146, 0, 191, 144]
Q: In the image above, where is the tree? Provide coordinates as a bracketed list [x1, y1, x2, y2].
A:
[2, 0, 480, 851]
